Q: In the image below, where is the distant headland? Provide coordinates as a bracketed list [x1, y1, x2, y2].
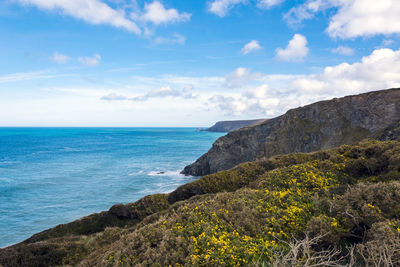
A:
[203, 119, 267, 132]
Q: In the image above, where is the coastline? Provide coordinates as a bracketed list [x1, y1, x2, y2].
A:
[0, 128, 223, 248]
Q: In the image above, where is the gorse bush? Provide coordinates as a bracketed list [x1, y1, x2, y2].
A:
[1, 139, 400, 266]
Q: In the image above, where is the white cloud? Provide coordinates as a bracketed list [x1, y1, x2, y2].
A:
[209, 95, 247, 115]
[210, 48, 400, 116]
[208, 0, 245, 17]
[0, 70, 74, 83]
[146, 86, 181, 98]
[224, 67, 262, 88]
[209, 84, 280, 116]
[16, 0, 141, 34]
[276, 34, 309, 62]
[101, 93, 128, 101]
[290, 78, 327, 94]
[183, 84, 194, 92]
[241, 40, 263, 55]
[283, 0, 329, 26]
[101, 85, 197, 102]
[5, 48, 400, 126]
[15, 1, 192, 38]
[302, 48, 400, 95]
[256, 0, 284, 9]
[208, 0, 282, 17]
[154, 33, 186, 45]
[285, 0, 400, 39]
[78, 54, 101, 67]
[327, 0, 400, 38]
[331, 46, 354, 56]
[140, 1, 191, 25]
[51, 52, 70, 64]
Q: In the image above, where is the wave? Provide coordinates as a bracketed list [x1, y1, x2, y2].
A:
[0, 161, 21, 165]
[128, 170, 144, 176]
[147, 170, 185, 177]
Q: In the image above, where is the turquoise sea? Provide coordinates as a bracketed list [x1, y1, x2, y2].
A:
[0, 128, 223, 248]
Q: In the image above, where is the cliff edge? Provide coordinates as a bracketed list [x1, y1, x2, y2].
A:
[182, 88, 400, 176]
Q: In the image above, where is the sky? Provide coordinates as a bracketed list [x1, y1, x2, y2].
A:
[0, 0, 400, 127]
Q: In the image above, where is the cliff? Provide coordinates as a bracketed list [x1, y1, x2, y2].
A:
[204, 119, 267, 132]
[1, 139, 400, 266]
[182, 88, 400, 176]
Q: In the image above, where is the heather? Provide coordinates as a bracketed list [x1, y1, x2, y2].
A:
[1, 139, 400, 266]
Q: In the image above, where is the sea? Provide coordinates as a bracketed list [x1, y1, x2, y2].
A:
[0, 127, 224, 248]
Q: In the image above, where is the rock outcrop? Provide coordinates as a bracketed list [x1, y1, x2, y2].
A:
[205, 119, 267, 132]
[182, 88, 400, 176]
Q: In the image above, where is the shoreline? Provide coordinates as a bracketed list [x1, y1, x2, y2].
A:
[0, 128, 222, 248]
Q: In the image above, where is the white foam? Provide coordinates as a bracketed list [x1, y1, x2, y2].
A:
[147, 170, 184, 177]
[128, 170, 144, 176]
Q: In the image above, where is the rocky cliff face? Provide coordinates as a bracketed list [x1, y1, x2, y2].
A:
[182, 88, 400, 176]
[205, 119, 267, 132]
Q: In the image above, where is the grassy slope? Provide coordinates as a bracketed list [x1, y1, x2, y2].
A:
[1, 139, 400, 266]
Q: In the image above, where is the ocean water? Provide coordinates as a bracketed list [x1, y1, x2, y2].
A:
[0, 128, 224, 248]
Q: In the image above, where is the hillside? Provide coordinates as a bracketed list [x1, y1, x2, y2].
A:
[204, 119, 267, 132]
[1, 139, 400, 266]
[182, 88, 400, 176]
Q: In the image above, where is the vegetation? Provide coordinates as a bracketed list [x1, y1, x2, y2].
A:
[1, 139, 400, 266]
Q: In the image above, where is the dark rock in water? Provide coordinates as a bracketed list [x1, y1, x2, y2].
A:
[204, 119, 267, 132]
[182, 88, 400, 176]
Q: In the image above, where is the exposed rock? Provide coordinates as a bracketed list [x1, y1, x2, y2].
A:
[375, 120, 400, 141]
[204, 119, 267, 132]
[182, 88, 400, 176]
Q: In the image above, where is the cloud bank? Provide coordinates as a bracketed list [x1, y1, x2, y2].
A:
[210, 48, 400, 116]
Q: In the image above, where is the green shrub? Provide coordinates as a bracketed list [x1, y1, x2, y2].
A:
[2, 139, 400, 266]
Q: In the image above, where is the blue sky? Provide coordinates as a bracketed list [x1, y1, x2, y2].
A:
[1, 0, 400, 126]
